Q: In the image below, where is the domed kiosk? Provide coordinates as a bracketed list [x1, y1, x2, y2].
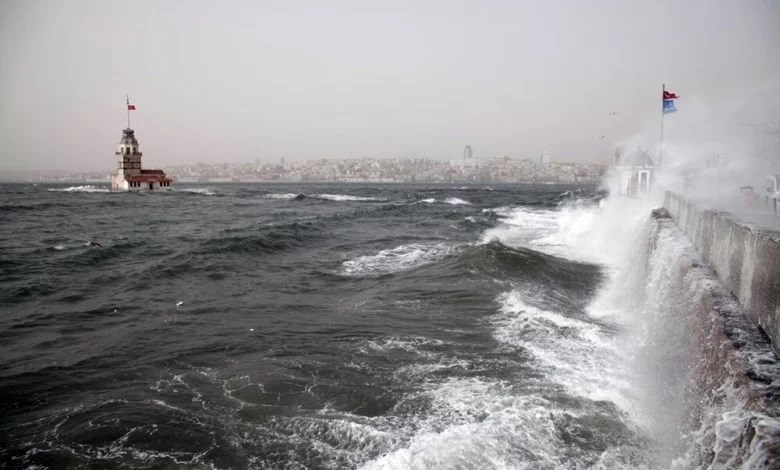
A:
[613, 146, 654, 197]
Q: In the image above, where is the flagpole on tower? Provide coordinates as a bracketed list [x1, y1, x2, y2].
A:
[659, 84, 665, 168]
[126, 94, 131, 129]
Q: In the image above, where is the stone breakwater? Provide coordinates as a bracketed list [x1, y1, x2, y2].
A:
[664, 191, 780, 356]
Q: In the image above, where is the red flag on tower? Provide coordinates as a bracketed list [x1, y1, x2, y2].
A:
[128, 104, 136, 110]
[662, 90, 679, 100]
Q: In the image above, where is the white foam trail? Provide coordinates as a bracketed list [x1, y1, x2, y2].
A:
[361, 378, 562, 469]
[312, 194, 384, 202]
[362, 336, 446, 359]
[265, 193, 299, 199]
[444, 197, 470, 205]
[179, 188, 216, 196]
[48, 185, 110, 193]
[414, 197, 470, 205]
[494, 290, 634, 412]
[341, 243, 454, 277]
[353, 287, 643, 469]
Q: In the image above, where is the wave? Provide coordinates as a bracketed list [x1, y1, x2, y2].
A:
[443, 197, 470, 205]
[312, 194, 385, 202]
[362, 375, 649, 469]
[457, 240, 603, 293]
[480, 201, 613, 263]
[339, 237, 601, 292]
[62, 240, 144, 267]
[195, 235, 293, 256]
[0, 202, 71, 212]
[357, 301, 639, 468]
[178, 188, 216, 196]
[48, 185, 111, 193]
[362, 336, 448, 360]
[493, 290, 629, 408]
[341, 243, 456, 277]
[263, 193, 385, 202]
[411, 197, 471, 205]
[190, 221, 323, 258]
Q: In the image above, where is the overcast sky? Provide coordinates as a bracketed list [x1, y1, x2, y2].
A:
[1, 0, 778, 172]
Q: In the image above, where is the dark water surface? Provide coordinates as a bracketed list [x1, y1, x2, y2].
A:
[1, 183, 639, 469]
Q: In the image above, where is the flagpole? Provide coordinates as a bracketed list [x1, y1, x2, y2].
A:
[659, 84, 665, 167]
[126, 94, 130, 129]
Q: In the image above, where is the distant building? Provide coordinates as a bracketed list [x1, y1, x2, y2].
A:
[539, 151, 550, 169]
[614, 147, 654, 196]
[111, 127, 172, 191]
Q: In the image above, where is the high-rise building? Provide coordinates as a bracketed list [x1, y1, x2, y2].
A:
[539, 151, 550, 169]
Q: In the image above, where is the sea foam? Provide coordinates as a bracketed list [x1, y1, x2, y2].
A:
[341, 243, 454, 277]
[48, 185, 111, 193]
[312, 194, 385, 202]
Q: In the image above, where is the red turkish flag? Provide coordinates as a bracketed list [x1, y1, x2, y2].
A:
[128, 104, 136, 110]
[662, 91, 679, 100]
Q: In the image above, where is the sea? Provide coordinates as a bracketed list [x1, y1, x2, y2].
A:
[0, 182, 775, 469]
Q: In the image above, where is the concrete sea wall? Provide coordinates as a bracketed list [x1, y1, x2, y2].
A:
[664, 191, 780, 356]
[645, 209, 780, 467]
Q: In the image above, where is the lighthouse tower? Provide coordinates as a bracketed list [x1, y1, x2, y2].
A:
[111, 97, 172, 191]
[111, 128, 142, 189]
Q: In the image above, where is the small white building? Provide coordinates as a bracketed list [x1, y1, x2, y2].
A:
[111, 127, 172, 191]
[613, 147, 654, 196]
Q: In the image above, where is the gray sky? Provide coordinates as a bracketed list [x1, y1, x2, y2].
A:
[1, 0, 778, 172]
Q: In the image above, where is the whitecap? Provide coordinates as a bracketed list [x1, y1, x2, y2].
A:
[360, 378, 564, 469]
[493, 290, 631, 411]
[312, 194, 384, 202]
[444, 197, 471, 205]
[48, 185, 110, 193]
[180, 187, 216, 196]
[364, 336, 446, 357]
[265, 193, 299, 199]
[341, 243, 454, 277]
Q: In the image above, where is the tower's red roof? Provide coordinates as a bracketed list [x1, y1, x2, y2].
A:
[127, 173, 172, 183]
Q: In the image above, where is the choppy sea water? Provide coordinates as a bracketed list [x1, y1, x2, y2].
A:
[1, 182, 771, 469]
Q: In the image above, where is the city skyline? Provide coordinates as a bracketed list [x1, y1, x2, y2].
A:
[1, 153, 605, 184]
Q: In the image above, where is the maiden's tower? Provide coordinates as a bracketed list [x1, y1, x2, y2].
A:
[111, 97, 173, 191]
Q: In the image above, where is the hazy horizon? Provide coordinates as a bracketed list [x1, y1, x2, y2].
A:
[1, 0, 779, 172]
